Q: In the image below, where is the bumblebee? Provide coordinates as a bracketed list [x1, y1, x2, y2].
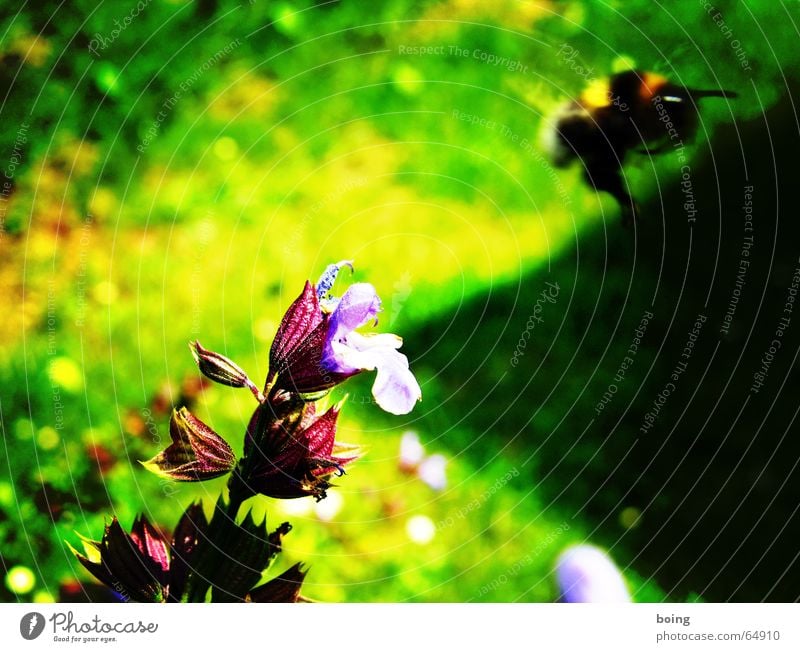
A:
[543, 70, 737, 225]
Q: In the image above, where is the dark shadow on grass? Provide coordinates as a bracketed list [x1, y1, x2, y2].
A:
[359, 83, 800, 601]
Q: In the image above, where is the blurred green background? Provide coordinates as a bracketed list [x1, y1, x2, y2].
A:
[1, 0, 799, 602]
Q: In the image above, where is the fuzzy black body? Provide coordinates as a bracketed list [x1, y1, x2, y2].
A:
[546, 70, 737, 226]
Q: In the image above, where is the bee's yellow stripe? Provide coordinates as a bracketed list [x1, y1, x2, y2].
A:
[581, 78, 612, 109]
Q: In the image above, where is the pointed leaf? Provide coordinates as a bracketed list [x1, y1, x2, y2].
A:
[169, 502, 208, 602]
[97, 518, 166, 602]
[208, 509, 274, 602]
[303, 406, 339, 457]
[248, 563, 308, 603]
[190, 499, 290, 602]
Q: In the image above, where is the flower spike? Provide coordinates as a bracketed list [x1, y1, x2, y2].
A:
[268, 264, 422, 414]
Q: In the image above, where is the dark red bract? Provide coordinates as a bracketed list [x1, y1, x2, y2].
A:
[268, 281, 354, 395]
[243, 398, 358, 501]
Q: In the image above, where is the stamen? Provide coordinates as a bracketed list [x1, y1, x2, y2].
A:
[315, 260, 354, 299]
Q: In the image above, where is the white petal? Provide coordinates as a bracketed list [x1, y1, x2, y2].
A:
[371, 349, 422, 415]
[348, 331, 403, 351]
[328, 340, 378, 373]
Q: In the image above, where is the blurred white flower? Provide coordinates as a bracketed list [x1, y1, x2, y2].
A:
[418, 454, 447, 491]
[555, 544, 631, 603]
[398, 431, 447, 491]
[279, 497, 314, 517]
[406, 515, 436, 545]
[399, 430, 425, 471]
[314, 489, 344, 522]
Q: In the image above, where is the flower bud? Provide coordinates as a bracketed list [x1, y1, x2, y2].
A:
[190, 341, 253, 389]
[142, 407, 236, 482]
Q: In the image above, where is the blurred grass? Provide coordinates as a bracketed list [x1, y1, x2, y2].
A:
[1, 0, 798, 602]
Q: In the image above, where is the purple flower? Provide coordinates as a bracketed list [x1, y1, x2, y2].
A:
[555, 544, 631, 603]
[269, 262, 421, 415]
[321, 279, 422, 416]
